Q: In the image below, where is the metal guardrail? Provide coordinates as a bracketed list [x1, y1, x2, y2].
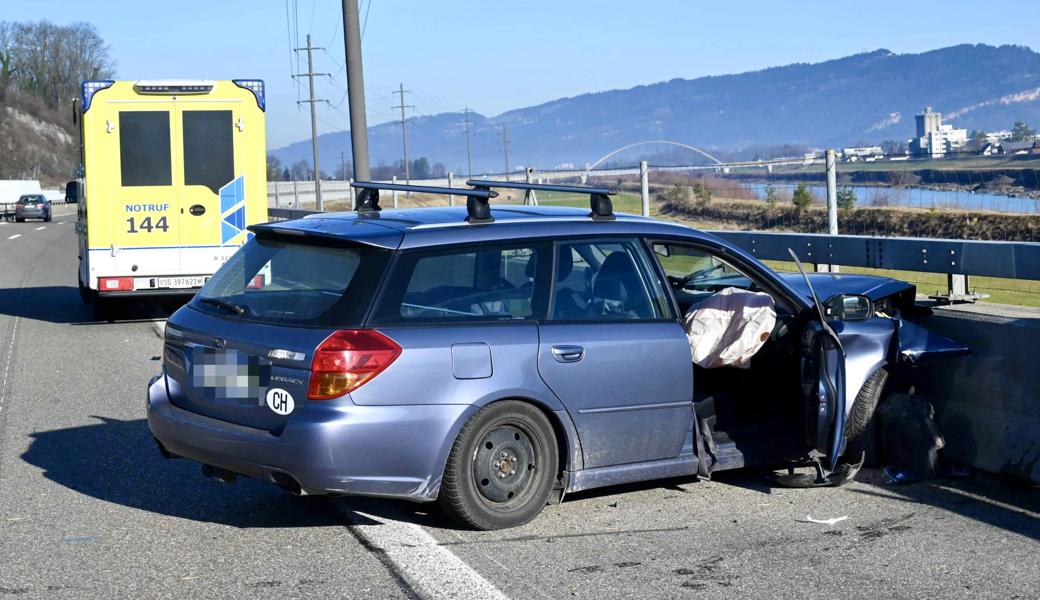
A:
[710, 231, 1040, 281]
[264, 207, 1039, 299]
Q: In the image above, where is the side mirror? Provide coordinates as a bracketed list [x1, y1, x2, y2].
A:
[824, 294, 873, 321]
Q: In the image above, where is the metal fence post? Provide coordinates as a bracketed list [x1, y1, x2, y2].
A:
[391, 175, 399, 209]
[524, 167, 538, 205]
[293, 180, 299, 210]
[348, 178, 355, 210]
[274, 183, 280, 207]
[448, 172, 455, 206]
[640, 160, 650, 217]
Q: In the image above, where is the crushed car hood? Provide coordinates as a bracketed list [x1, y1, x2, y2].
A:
[778, 273, 970, 366]
[778, 272, 912, 303]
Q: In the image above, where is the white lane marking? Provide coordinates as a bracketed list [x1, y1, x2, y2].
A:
[34, 226, 46, 231]
[57, 221, 65, 225]
[338, 503, 509, 600]
[7, 234, 20, 240]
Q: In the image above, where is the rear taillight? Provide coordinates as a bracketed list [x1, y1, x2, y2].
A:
[99, 277, 133, 291]
[308, 329, 401, 400]
[36, 203, 44, 209]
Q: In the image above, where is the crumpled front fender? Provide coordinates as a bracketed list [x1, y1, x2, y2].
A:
[895, 318, 971, 366]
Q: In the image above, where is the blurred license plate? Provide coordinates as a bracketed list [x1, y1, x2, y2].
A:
[156, 276, 208, 288]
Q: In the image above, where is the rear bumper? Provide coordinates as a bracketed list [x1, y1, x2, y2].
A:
[146, 373, 475, 501]
[100, 288, 199, 298]
[16, 209, 46, 218]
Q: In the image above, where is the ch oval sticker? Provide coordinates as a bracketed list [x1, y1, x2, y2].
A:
[266, 388, 295, 415]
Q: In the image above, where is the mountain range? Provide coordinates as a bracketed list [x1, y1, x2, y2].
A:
[270, 44, 1040, 173]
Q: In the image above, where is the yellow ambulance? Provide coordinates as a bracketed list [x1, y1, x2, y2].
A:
[75, 79, 267, 306]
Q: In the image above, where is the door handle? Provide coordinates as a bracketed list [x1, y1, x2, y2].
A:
[551, 345, 585, 363]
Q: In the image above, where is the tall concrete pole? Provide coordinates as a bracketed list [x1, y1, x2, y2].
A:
[640, 160, 650, 217]
[825, 149, 838, 235]
[304, 34, 323, 211]
[342, 0, 370, 184]
[825, 148, 839, 273]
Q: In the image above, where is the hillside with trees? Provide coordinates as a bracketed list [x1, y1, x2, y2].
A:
[0, 20, 114, 184]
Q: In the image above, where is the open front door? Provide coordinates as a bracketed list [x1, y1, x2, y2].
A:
[800, 320, 847, 470]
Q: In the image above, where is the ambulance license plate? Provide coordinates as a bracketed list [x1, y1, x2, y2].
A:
[156, 276, 208, 289]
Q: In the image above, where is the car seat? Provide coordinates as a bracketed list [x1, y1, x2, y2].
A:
[585, 251, 652, 319]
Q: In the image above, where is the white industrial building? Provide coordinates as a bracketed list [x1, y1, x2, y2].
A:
[909, 107, 967, 157]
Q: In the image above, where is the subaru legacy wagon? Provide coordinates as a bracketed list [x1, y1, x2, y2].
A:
[148, 182, 967, 530]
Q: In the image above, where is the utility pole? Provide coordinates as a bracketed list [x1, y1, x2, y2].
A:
[393, 83, 414, 187]
[294, 34, 328, 211]
[501, 126, 510, 181]
[341, 0, 370, 183]
[460, 107, 473, 179]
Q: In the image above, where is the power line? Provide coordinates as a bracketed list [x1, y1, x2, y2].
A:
[393, 83, 415, 186]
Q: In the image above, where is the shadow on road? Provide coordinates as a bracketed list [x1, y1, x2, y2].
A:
[0, 285, 185, 324]
[21, 416, 344, 528]
[21, 414, 1038, 536]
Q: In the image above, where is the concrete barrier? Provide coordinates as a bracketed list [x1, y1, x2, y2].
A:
[913, 302, 1040, 483]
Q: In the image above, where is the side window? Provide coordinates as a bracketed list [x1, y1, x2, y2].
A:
[372, 242, 550, 324]
[550, 240, 671, 321]
[183, 110, 234, 194]
[119, 111, 171, 186]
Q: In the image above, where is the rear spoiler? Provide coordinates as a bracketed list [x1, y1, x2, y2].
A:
[467, 179, 617, 221]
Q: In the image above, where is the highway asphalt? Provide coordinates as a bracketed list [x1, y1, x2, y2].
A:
[0, 209, 1037, 599]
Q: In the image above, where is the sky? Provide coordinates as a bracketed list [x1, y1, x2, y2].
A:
[6, 0, 1039, 148]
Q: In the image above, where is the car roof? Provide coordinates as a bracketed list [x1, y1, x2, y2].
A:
[260, 205, 716, 250]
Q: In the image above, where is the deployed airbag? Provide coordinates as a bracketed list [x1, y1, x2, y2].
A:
[683, 287, 777, 369]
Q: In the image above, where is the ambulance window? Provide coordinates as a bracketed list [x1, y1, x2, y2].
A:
[183, 110, 234, 194]
[119, 111, 172, 187]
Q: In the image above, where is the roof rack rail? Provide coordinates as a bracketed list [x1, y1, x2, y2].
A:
[350, 181, 498, 222]
[466, 179, 617, 221]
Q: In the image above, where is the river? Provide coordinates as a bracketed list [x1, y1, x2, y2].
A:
[743, 183, 1039, 214]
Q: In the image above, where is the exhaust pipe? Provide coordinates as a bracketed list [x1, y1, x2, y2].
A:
[201, 463, 238, 485]
[270, 471, 305, 496]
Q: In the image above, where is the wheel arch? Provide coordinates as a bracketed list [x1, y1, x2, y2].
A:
[432, 395, 584, 500]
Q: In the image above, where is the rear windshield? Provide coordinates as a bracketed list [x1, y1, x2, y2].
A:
[18, 196, 44, 203]
[193, 235, 389, 326]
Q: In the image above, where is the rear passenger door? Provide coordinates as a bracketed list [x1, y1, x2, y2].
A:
[536, 239, 693, 469]
[356, 241, 554, 408]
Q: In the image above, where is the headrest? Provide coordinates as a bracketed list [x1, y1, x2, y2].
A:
[593, 252, 640, 302]
[525, 248, 574, 281]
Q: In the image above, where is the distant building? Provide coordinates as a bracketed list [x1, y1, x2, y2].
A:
[841, 146, 884, 162]
[985, 130, 1014, 145]
[909, 107, 967, 157]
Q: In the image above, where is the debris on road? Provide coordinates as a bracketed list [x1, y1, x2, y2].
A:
[797, 515, 849, 526]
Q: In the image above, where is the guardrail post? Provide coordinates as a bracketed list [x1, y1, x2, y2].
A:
[391, 175, 399, 209]
[448, 172, 455, 206]
[292, 180, 299, 210]
[274, 183, 280, 207]
[640, 160, 650, 217]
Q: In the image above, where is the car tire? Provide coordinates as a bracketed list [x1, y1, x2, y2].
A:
[439, 400, 558, 530]
[45, 214, 52, 222]
[842, 368, 888, 468]
[16, 217, 23, 223]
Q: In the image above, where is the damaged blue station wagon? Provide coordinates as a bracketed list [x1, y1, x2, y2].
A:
[147, 180, 968, 530]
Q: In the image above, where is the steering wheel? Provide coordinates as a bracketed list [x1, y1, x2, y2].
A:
[675, 263, 727, 289]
